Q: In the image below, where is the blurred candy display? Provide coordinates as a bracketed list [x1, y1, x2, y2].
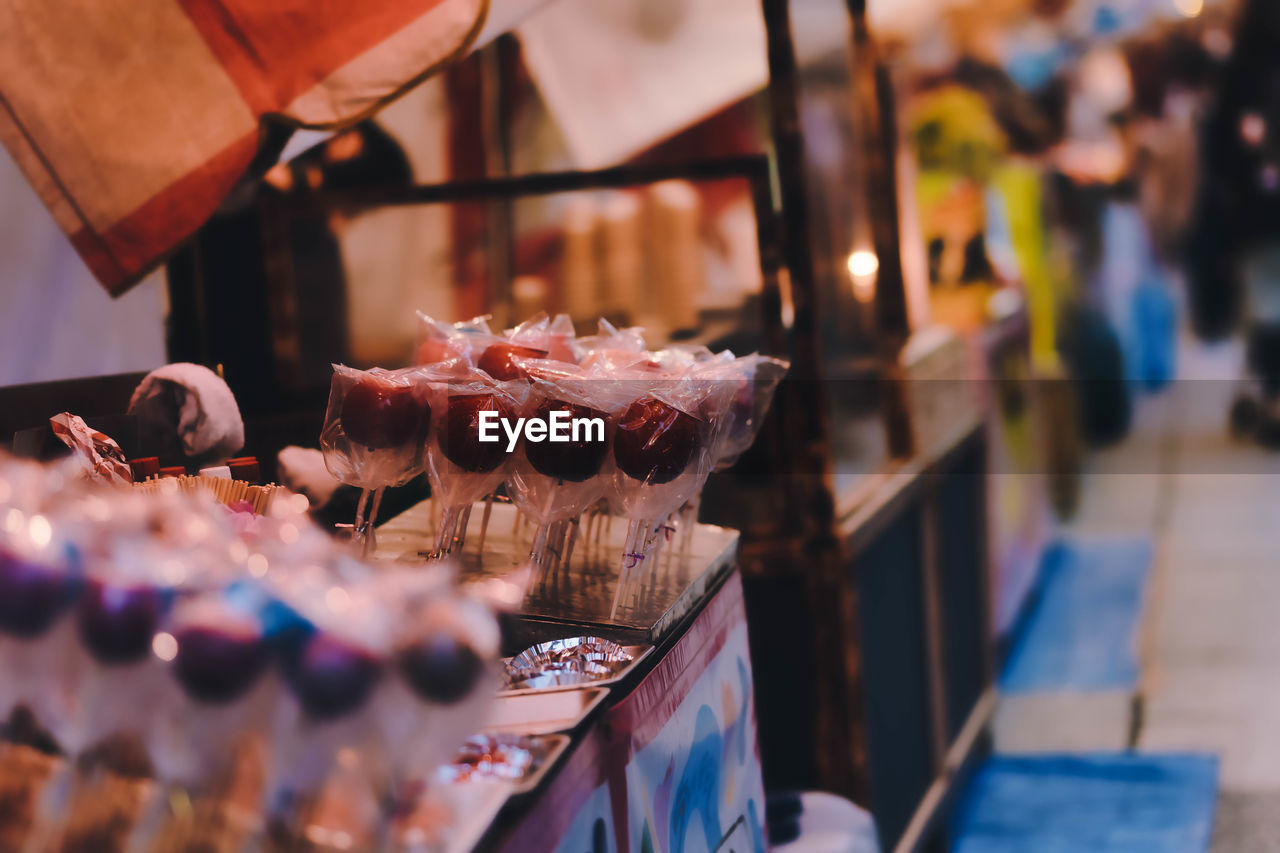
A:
[0, 454, 500, 851]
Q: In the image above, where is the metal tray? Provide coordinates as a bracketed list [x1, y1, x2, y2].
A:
[438, 732, 571, 796]
[397, 778, 511, 853]
[481, 686, 609, 735]
[499, 643, 654, 695]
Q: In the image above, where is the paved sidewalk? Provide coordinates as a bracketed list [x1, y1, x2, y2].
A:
[992, 339, 1280, 851]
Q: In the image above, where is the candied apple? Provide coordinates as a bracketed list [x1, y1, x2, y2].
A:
[612, 398, 701, 485]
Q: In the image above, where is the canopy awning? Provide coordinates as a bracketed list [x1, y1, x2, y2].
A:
[0, 0, 489, 295]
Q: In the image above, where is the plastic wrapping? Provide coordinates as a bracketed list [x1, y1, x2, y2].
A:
[547, 313, 582, 363]
[320, 365, 434, 491]
[704, 354, 790, 468]
[49, 412, 132, 485]
[607, 364, 736, 521]
[413, 312, 493, 367]
[504, 360, 635, 526]
[0, 452, 503, 850]
[577, 318, 649, 370]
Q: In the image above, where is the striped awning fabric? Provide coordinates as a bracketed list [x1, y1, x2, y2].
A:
[0, 0, 488, 295]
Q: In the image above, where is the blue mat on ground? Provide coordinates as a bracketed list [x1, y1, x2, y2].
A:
[952, 753, 1218, 853]
[1001, 538, 1152, 693]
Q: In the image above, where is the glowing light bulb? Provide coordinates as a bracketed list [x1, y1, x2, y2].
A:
[847, 250, 880, 279]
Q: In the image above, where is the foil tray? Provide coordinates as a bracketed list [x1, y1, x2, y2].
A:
[438, 733, 571, 796]
[397, 778, 510, 853]
[500, 639, 654, 695]
[481, 686, 608, 735]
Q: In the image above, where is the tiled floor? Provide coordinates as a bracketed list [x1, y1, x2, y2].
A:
[1136, 346, 1280, 849]
[994, 337, 1280, 850]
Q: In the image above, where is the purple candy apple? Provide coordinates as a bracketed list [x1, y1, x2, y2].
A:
[77, 581, 166, 665]
[173, 623, 267, 705]
[0, 550, 74, 639]
[284, 632, 382, 721]
[398, 634, 483, 705]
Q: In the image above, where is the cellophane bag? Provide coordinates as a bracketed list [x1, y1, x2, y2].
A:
[321, 366, 434, 491]
[504, 360, 634, 524]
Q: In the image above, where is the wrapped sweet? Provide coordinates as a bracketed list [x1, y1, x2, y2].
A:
[608, 364, 734, 521]
[0, 452, 503, 851]
[413, 312, 493, 367]
[476, 312, 556, 382]
[707, 354, 790, 469]
[425, 368, 529, 557]
[494, 360, 621, 573]
[321, 365, 435, 556]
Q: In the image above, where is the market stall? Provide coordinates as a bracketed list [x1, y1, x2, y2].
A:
[0, 0, 1009, 850]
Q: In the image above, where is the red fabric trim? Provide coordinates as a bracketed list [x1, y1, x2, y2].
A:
[177, 0, 449, 114]
[95, 132, 258, 294]
[68, 229, 128, 293]
[605, 571, 745, 753]
[494, 725, 612, 852]
[492, 572, 749, 853]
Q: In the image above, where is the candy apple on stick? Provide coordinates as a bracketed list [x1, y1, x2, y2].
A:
[504, 360, 631, 573]
[607, 364, 735, 618]
[321, 366, 434, 557]
[425, 367, 528, 558]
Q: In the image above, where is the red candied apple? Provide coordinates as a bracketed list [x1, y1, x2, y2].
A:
[439, 394, 512, 473]
[525, 400, 609, 482]
[414, 338, 454, 366]
[613, 398, 702, 485]
[341, 376, 430, 450]
[477, 344, 547, 382]
[77, 581, 168, 665]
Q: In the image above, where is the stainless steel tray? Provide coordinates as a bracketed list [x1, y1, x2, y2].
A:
[499, 643, 654, 695]
[439, 732, 572, 795]
[481, 686, 608, 735]
[397, 778, 511, 853]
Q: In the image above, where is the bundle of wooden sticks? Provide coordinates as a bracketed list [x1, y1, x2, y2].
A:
[132, 475, 292, 515]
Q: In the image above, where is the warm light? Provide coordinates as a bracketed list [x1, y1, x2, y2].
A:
[152, 632, 179, 661]
[847, 250, 880, 280]
[27, 515, 51, 548]
[847, 250, 879, 303]
[1173, 0, 1202, 17]
[247, 553, 269, 577]
[1241, 113, 1266, 147]
[3, 509, 23, 535]
[279, 523, 299, 545]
